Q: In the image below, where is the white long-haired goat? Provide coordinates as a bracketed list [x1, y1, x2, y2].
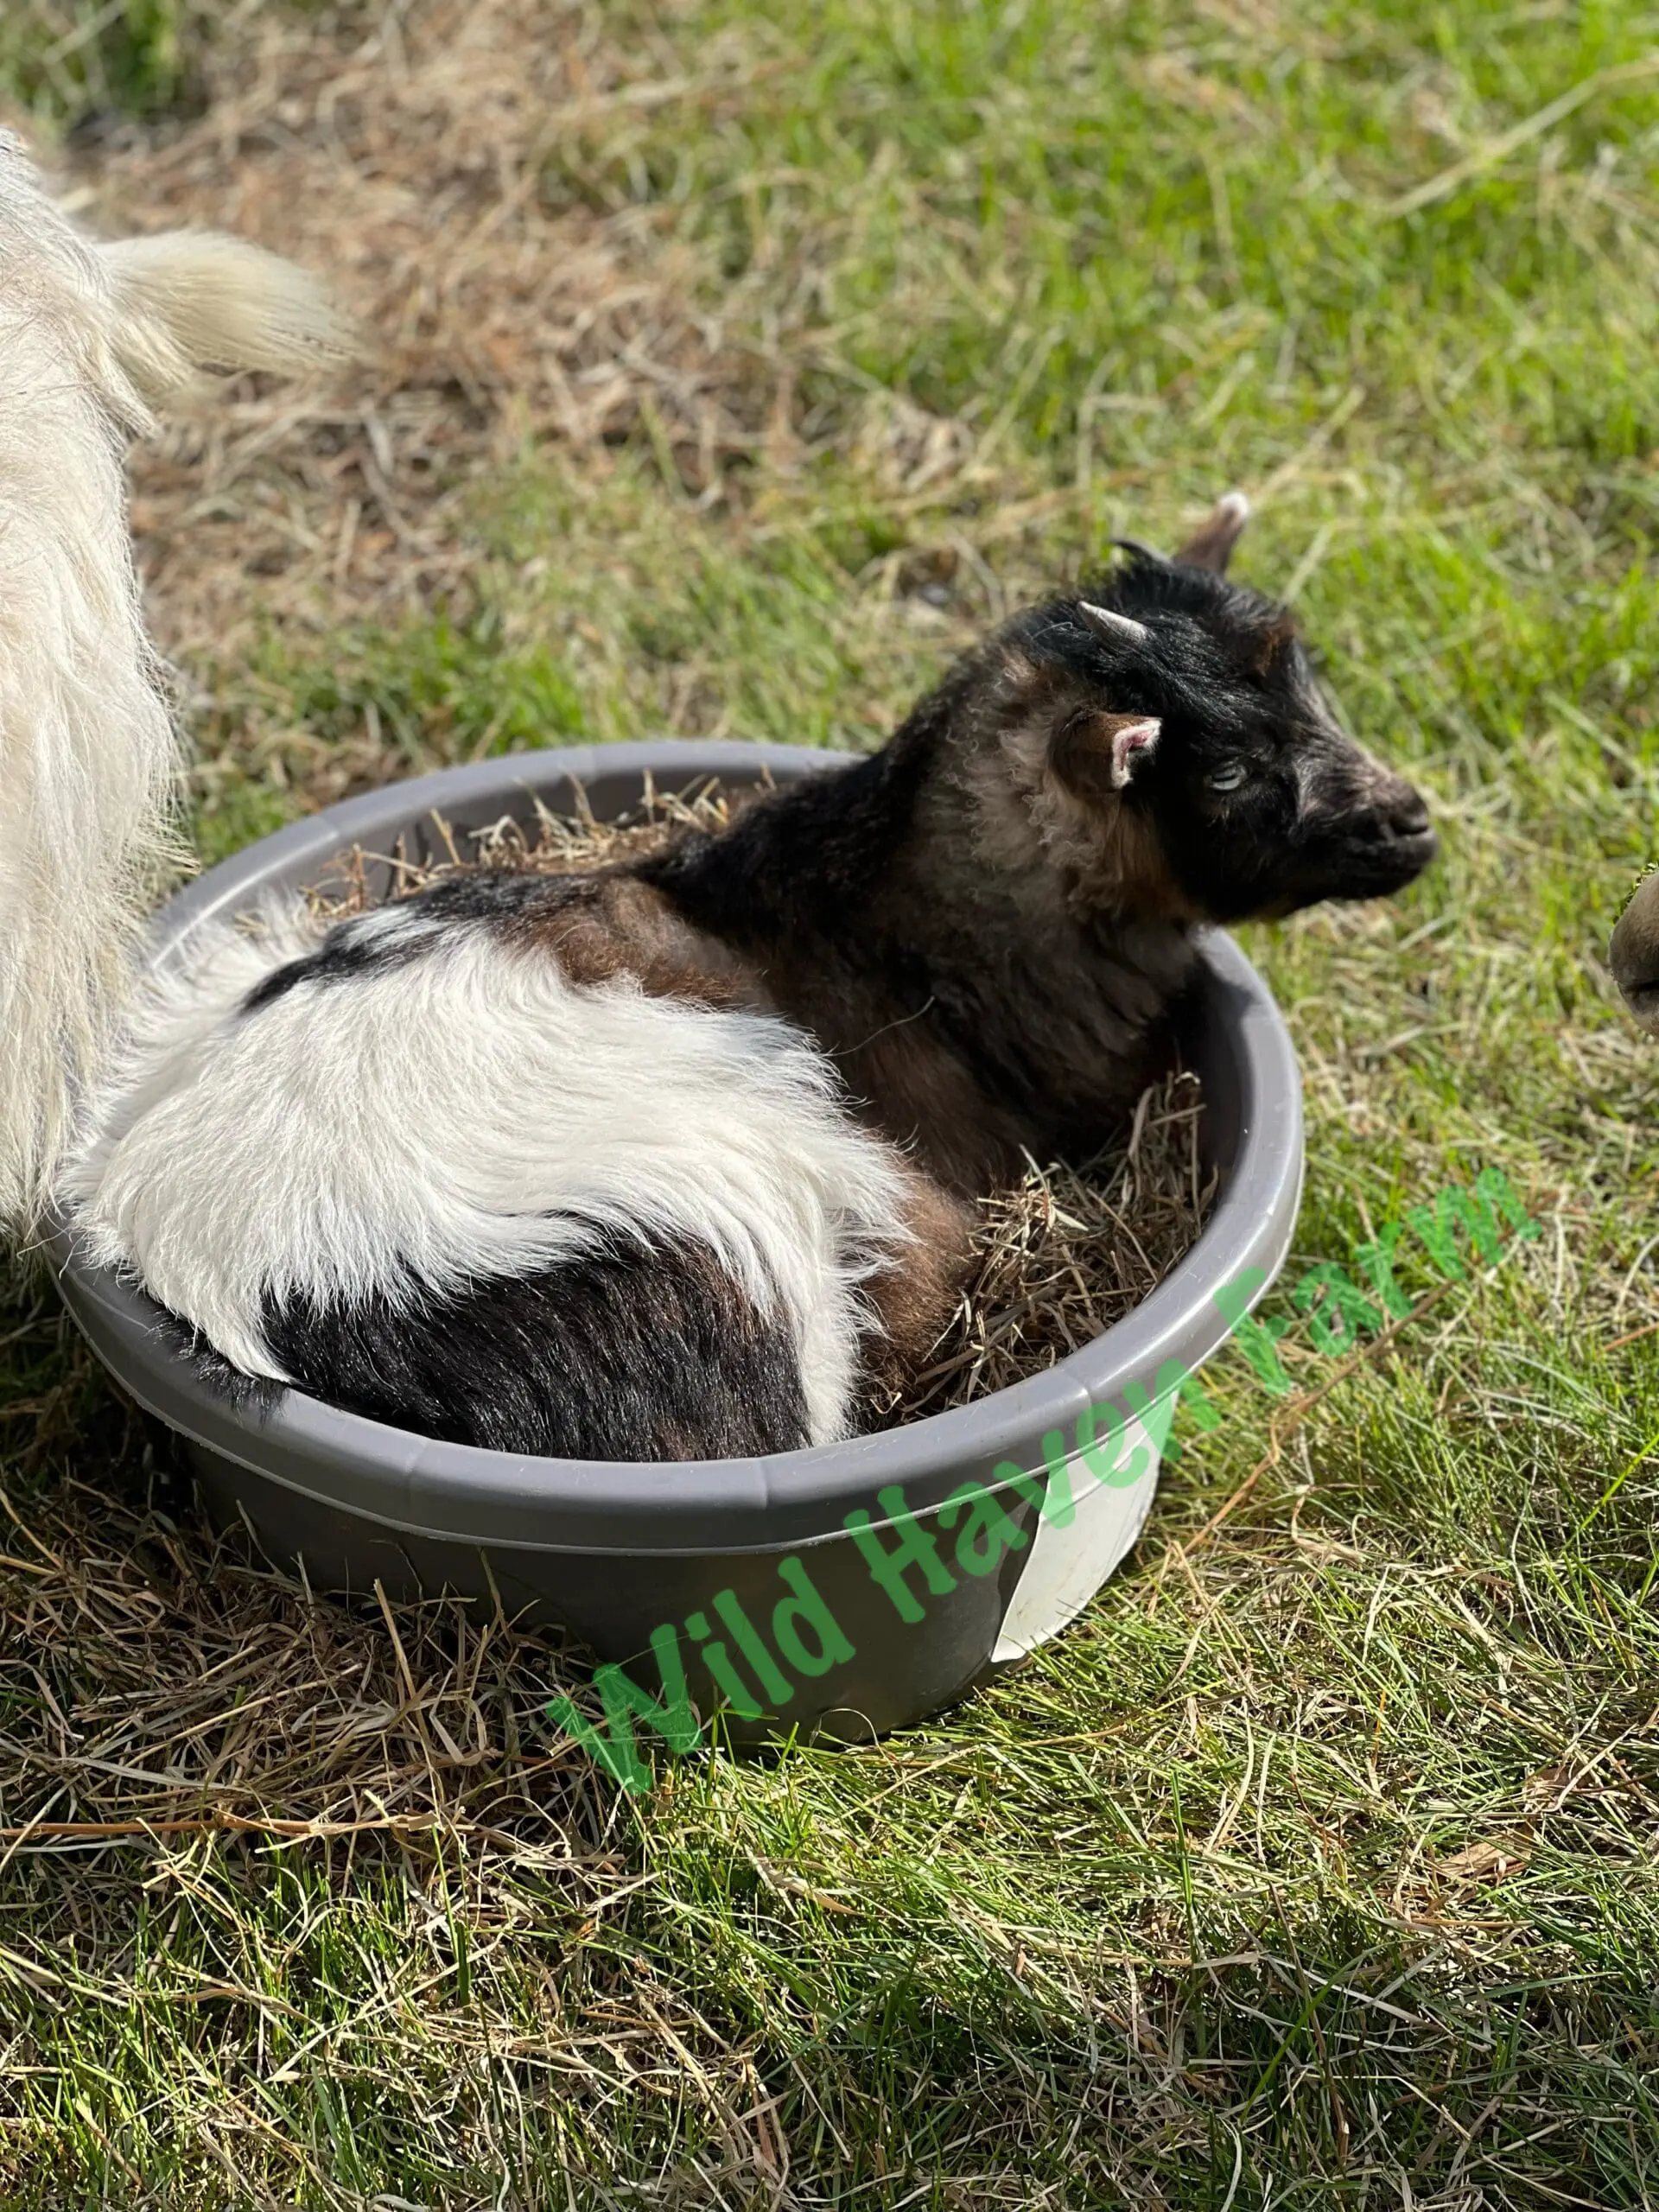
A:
[0, 130, 349, 1236]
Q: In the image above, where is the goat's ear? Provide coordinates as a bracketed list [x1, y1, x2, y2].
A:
[1251, 617, 1296, 678]
[1106, 715, 1162, 788]
[1051, 712, 1162, 800]
[1175, 490, 1250, 574]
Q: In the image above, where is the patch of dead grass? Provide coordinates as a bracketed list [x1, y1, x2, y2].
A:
[17, 0, 907, 683]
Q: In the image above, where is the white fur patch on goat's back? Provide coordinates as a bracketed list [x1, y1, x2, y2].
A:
[64, 902, 917, 1446]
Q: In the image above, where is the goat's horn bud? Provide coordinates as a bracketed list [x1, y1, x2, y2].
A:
[1079, 601, 1149, 648]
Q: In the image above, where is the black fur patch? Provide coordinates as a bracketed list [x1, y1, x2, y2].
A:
[249, 1234, 810, 1461]
[156, 1316, 287, 1420]
[240, 913, 437, 1014]
[392, 870, 573, 925]
[240, 874, 603, 1014]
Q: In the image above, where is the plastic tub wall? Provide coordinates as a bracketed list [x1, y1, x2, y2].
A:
[49, 741, 1305, 1742]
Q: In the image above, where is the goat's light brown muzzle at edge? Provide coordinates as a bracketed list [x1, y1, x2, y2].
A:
[1611, 871, 1659, 1033]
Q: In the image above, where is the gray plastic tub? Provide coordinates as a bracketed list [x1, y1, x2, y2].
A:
[49, 741, 1304, 1748]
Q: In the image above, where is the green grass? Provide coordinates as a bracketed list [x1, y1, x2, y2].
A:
[0, 0, 210, 124]
[4, 0, 1659, 2204]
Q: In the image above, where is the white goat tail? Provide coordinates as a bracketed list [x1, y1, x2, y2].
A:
[0, 130, 351, 1238]
[93, 229, 353, 418]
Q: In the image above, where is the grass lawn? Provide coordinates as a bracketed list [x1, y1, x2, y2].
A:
[3, 0, 1659, 2203]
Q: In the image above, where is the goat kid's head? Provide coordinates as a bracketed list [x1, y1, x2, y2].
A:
[987, 494, 1436, 924]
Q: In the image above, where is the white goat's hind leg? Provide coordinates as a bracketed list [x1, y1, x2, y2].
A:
[0, 129, 349, 1239]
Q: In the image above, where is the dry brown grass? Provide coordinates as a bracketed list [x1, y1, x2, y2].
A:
[310, 776, 746, 914]
[15, 0, 870, 695]
[0, 1345, 786, 2194]
[0, 1382, 599, 1854]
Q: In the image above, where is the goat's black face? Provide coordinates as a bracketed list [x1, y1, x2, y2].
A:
[1021, 499, 1436, 923]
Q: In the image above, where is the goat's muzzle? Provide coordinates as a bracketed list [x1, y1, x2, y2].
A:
[1319, 770, 1437, 899]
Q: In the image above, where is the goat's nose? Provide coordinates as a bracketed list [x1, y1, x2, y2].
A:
[1360, 766, 1431, 838]
[1385, 787, 1431, 841]
[1351, 776, 1431, 844]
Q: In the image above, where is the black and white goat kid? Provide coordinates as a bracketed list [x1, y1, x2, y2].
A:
[66, 495, 1436, 1461]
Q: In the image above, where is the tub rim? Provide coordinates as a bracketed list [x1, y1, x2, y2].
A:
[48, 739, 1305, 1556]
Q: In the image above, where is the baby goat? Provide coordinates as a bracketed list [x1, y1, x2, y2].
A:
[67, 497, 1436, 1462]
[633, 497, 1434, 1194]
[0, 130, 349, 1238]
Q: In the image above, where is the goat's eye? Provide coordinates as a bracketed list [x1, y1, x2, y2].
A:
[1205, 764, 1248, 793]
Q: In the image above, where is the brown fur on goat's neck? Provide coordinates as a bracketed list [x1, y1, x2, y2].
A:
[632, 640, 1200, 1194]
[953, 643, 1199, 925]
